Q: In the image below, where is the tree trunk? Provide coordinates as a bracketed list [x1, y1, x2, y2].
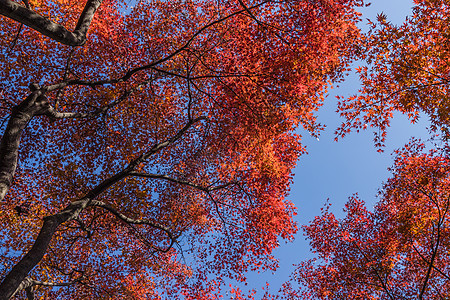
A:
[0, 199, 90, 299]
[0, 92, 49, 201]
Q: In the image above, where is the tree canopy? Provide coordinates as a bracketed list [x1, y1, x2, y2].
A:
[287, 0, 450, 298]
[0, 0, 366, 298]
[287, 140, 450, 299]
[337, 0, 450, 148]
[3, 0, 447, 298]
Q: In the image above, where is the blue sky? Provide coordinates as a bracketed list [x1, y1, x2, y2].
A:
[240, 0, 432, 296]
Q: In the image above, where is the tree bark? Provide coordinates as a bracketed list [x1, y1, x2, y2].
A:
[0, 199, 90, 300]
[0, 0, 103, 46]
[0, 117, 201, 298]
[0, 92, 49, 201]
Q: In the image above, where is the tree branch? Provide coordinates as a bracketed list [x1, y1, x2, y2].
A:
[128, 172, 233, 192]
[89, 200, 170, 232]
[46, 77, 155, 120]
[351, 240, 396, 300]
[0, 0, 103, 46]
[419, 218, 442, 299]
[0, 90, 50, 202]
[0, 198, 91, 300]
[412, 242, 450, 281]
[11, 275, 82, 299]
[89, 200, 176, 252]
[0, 117, 204, 299]
[43, 1, 271, 93]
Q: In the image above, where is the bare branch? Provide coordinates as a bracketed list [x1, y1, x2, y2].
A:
[12, 276, 82, 299]
[89, 200, 170, 232]
[89, 200, 176, 252]
[129, 172, 233, 192]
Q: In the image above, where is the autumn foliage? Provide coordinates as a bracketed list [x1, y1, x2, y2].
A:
[282, 0, 450, 298]
[337, 0, 450, 148]
[286, 140, 450, 299]
[0, 0, 366, 298]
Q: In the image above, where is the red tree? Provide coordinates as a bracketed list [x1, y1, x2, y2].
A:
[288, 140, 450, 299]
[281, 1, 450, 297]
[337, 0, 450, 148]
[0, 0, 365, 298]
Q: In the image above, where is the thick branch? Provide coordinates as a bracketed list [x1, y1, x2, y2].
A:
[11, 276, 81, 299]
[0, 117, 203, 298]
[0, 91, 49, 201]
[0, 198, 90, 300]
[0, 0, 103, 46]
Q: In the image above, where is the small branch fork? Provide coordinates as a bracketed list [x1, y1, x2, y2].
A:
[89, 200, 177, 253]
[411, 188, 450, 299]
[11, 276, 83, 300]
[350, 240, 398, 300]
